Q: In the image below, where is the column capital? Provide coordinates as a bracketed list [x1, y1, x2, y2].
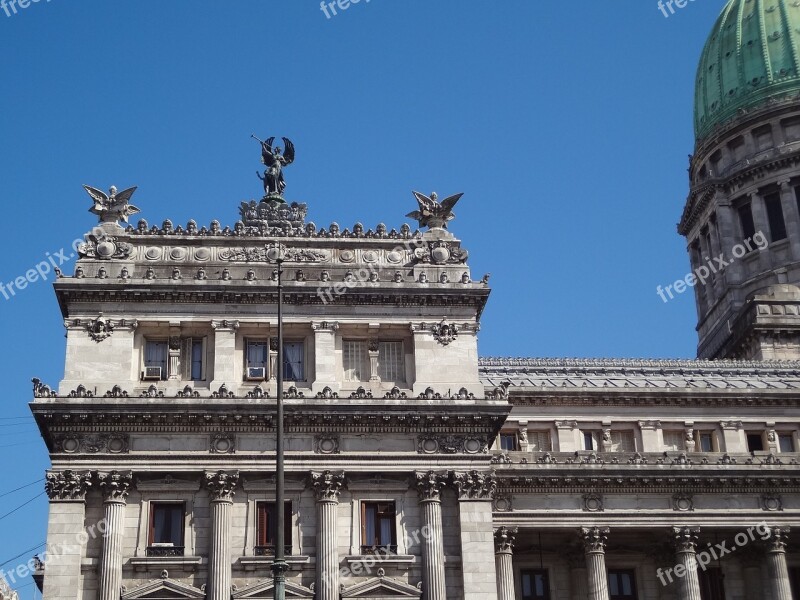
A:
[45, 469, 92, 502]
[494, 526, 518, 555]
[673, 526, 700, 554]
[414, 471, 447, 503]
[580, 526, 609, 554]
[205, 470, 239, 502]
[312, 470, 345, 502]
[766, 526, 790, 554]
[98, 470, 133, 504]
[451, 470, 497, 501]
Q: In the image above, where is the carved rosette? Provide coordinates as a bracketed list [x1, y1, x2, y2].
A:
[452, 470, 497, 501]
[98, 471, 133, 503]
[580, 527, 610, 554]
[312, 470, 345, 503]
[494, 526, 518, 555]
[45, 470, 92, 501]
[414, 471, 447, 503]
[205, 471, 239, 502]
[766, 526, 790, 554]
[673, 526, 700, 554]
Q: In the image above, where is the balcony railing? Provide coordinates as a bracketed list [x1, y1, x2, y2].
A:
[360, 545, 398, 556]
[146, 545, 185, 557]
[254, 544, 292, 556]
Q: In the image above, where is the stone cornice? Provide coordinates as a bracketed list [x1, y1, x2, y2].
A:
[478, 356, 800, 373]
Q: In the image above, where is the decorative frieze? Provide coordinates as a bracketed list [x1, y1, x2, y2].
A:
[205, 471, 239, 502]
[98, 470, 133, 503]
[312, 470, 345, 502]
[53, 433, 129, 454]
[414, 471, 448, 502]
[45, 470, 92, 501]
[314, 435, 340, 455]
[582, 493, 604, 512]
[210, 433, 235, 454]
[452, 470, 497, 501]
[417, 435, 487, 455]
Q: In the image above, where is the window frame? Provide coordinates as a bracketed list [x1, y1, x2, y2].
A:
[608, 568, 638, 600]
[343, 339, 368, 383]
[737, 202, 757, 248]
[245, 338, 270, 381]
[147, 501, 186, 556]
[746, 431, 766, 453]
[360, 501, 397, 555]
[764, 192, 787, 242]
[143, 339, 169, 381]
[281, 340, 305, 382]
[520, 568, 551, 600]
[377, 340, 405, 383]
[499, 433, 519, 452]
[779, 433, 796, 453]
[255, 501, 293, 556]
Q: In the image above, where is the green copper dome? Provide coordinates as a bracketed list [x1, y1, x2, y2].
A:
[695, 0, 800, 141]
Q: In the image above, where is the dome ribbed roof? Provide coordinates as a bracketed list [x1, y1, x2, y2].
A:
[695, 0, 800, 141]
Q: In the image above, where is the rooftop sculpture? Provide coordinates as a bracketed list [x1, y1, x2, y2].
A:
[252, 134, 295, 200]
[407, 191, 463, 230]
[83, 185, 140, 225]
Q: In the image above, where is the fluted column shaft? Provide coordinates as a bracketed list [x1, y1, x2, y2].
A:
[494, 527, 517, 600]
[673, 527, 702, 600]
[206, 471, 238, 600]
[767, 527, 793, 600]
[313, 471, 345, 600]
[581, 527, 610, 600]
[98, 472, 132, 600]
[415, 472, 448, 600]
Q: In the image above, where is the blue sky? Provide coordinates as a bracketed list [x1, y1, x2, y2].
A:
[0, 0, 727, 595]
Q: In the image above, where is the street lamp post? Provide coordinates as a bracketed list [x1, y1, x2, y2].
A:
[268, 244, 287, 600]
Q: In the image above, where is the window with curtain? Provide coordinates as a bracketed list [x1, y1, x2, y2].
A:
[144, 340, 168, 380]
[247, 340, 269, 369]
[343, 340, 366, 382]
[283, 341, 304, 381]
[256, 502, 292, 555]
[610, 430, 636, 452]
[662, 430, 685, 451]
[361, 502, 396, 554]
[378, 341, 404, 382]
[190, 339, 204, 380]
[528, 431, 552, 452]
[499, 434, 518, 451]
[148, 503, 185, 556]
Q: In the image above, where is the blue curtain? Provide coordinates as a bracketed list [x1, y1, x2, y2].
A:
[283, 342, 303, 380]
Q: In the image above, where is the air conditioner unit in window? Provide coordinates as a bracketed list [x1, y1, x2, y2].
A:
[246, 367, 266, 381]
[142, 366, 162, 380]
[150, 542, 174, 547]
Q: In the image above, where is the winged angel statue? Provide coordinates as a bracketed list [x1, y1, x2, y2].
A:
[83, 185, 140, 224]
[406, 191, 464, 230]
[253, 135, 295, 199]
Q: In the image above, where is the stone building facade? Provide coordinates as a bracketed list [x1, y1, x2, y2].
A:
[27, 1, 800, 599]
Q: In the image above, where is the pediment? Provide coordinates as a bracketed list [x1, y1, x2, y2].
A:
[232, 578, 314, 598]
[122, 578, 205, 599]
[341, 575, 422, 599]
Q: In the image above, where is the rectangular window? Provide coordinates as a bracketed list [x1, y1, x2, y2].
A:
[499, 434, 518, 451]
[521, 569, 551, 599]
[699, 567, 726, 600]
[256, 502, 292, 556]
[528, 431, 552, 452]
[361, 502, 396, 554]
[783, 116, 800, 142]
[779, 434, 795, 453]
[754, 125, 773, 151]
[378, 341, 404, 382]
[343, 341, 366, 382]
[663, 431, 686, 451]
[747, 433, 765, 452]
[144, 340, 168, 380]
[246, 340, 269, 380]
[728, 136, 745, 162]
[764, 193, 787, 242]
[702, 228, 717, 282]
[583, 431, 595, 451]
[608, 569, 637, 600]
[180, 338, 205, 381]
[148, 503, 185, 556]
[283, 341, 304, 381]
[698, 432, 714, 453]
[610, 431, 636, 452]
[738, 203, 757, 246]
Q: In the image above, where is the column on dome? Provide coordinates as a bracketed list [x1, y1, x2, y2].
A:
[714, 198, 745, 285]
[748, 191, 774, 271]
[205, 471, 239, 600]
[494, 527, 517, 600]
[673, 526, 702, 600]
[414, 471, 447, 600]
[778, 180, 800, 258]
[42, 470, 93, 600]
[580, 526, 610, 600]
[97, 471, 132, 600]
[452, 470, 499, 600]
[312, 471, 345, 600]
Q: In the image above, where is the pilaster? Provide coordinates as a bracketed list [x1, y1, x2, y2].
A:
[312, 471, 345, 600]
[494, 527, 517, 600]
[580, 527, 610, 600]
[205, 470, 239, 600]
[414, 471, 448, 600]
[97, 471, 132, 600]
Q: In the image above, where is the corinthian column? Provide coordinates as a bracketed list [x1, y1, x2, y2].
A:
[414, 471, 448, 600]
[673, 527, 702, 600]
[494, 527, 518, 600]
[312, 470, 345, 600]
[766, 527, 793, 600]
[97, 471, 132, 600]
[580, 527, 610, 600]
[205, 471, 239, 600]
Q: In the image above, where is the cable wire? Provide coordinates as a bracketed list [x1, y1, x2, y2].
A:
[0, 542, 44, 568]
[0, 492, 44, 522]
[0, 479, 43, 500]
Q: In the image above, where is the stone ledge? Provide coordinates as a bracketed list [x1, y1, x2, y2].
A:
[127, 555, 203, 573]
[238, 556, 310, 572]
[344, 554, 416, 569]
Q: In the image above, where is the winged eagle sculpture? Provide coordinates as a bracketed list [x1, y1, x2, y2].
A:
[253, 135, 295, 200]
[83, 185, 140, 224]
[406, 191, 464, 230]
